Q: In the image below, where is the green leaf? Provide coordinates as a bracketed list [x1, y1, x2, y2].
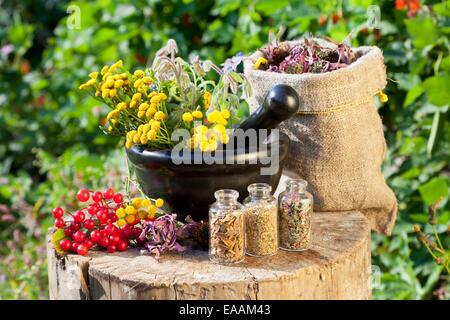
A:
[403, 85, 423, 107]
[426, 111, 441, 157]
[228, 71, 244, 83]
[404, 17, 438, 49]
[418, 178, 449, 205]
[401, 167, 421, 179]
[254, 0, 289, 15]
[51, 228, 69, 255]
[423, 75, 450, 106]
[433, 1, 450, 17]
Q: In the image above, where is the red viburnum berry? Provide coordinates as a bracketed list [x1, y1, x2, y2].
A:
[64, 227, 73, 237]
[90, 230, 101, 243]
[71, 241, 80, 252]
[72, 230, 86, 242]
[107, 244, 117, 253]
[76, 189, 90, 202]
[83, 239, 94, 249]
[99, 236, 110, 247]
[55, 218, 65, 228]
[83, 219, 95, 230]
[92, 191, 103, 203]
[87, 204, 99, 215]
[77, 244, 89, 256]
[117, 240, 128, 251]
[104, 188, 114, 200]
[109, 234, 121, 246]
[59, 239, 72, 251]
[52, 207, 64, 219]
[73, 211, 85, 223]
[113, 193, 123, 204]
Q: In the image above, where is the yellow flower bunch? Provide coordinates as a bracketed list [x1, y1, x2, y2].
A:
[78, 39, 250, 152]
[207, 109, 229, 126]
[124, 92, 168, 149]
[203, 91, 211, 110]
[116, 197, 165, 228]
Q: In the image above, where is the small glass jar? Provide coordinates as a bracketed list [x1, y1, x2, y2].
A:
[278, 179, 313, 251]
[209, 189, 245, 264]
[243, 183, 278, 257]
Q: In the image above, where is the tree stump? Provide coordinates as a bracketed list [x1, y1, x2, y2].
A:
[47, 210, 372, 300]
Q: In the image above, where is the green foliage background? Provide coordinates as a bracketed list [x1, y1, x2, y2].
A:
[0, 0, 449, 299]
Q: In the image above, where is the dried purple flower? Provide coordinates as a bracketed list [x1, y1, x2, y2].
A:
[259, 27, 356, 74]
[139, 214, 185, 260]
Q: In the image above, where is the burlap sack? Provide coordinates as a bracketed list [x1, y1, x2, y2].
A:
[244, 39, 397, 235]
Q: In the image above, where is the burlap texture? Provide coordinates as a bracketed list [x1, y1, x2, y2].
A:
[243, 39, 398, 235]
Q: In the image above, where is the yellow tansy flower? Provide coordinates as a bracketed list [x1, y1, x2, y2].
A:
[116, 208, 126, 218]
[148, 205, 157, 216]
[125, 139, 133, 149]
[125, 214, 136, 224]
[182, 112, 193, 122]
[132, 93, 142, 101]
[102, 89, 111, 99]
[134, 79, 144, 88]
[142, 77, 153, 85]
[132, 198, 143, 208]
[129, 100, 138, 108]
[207, 110, 220, 123]
[154, 111, 166, 121]
[100, 65, 109, 75]
[142, 199, 151, 207]
[221, 133, 230, 144]
[151, 121, 160, 131]
[138, 110, 146, 118]
[132, 132, 141, 143]
[88, 72, 99, 79]
[200, 140, 209, 151]
[192, 110, 203, 119]
[137, 210, 147, 220]
[125, 206, 137, 215]
[140, 134, 149, 144]
[147, 129, 157, 140]
[254, 57, 268, 69]
[206, 141, 218, 151]
[155, 198, 164, 207]
[114, 79, 124, 88]
[221, 109, 230, 119]
[139, 103, 150, 111]
[86, 79, 97, 86]
[146, 107, 157, 117]
[194, 125, 208, 135]
[143, 123, 151, 133]
[127, 130, 137, 140]
[134, 70, 145, 78]
[117, 218, 126, 228]
[116, 102, 127, 111]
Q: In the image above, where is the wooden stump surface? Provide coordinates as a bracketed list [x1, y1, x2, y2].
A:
[47, 210, 372, 300]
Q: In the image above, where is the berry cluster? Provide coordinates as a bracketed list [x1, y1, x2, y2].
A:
[52, 188, 144, 255]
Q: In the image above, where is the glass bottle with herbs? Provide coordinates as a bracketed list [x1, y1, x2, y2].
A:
[243, 183, 278, 257]
[278, 179, 313, 251]
[209, 189, 245, 264]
